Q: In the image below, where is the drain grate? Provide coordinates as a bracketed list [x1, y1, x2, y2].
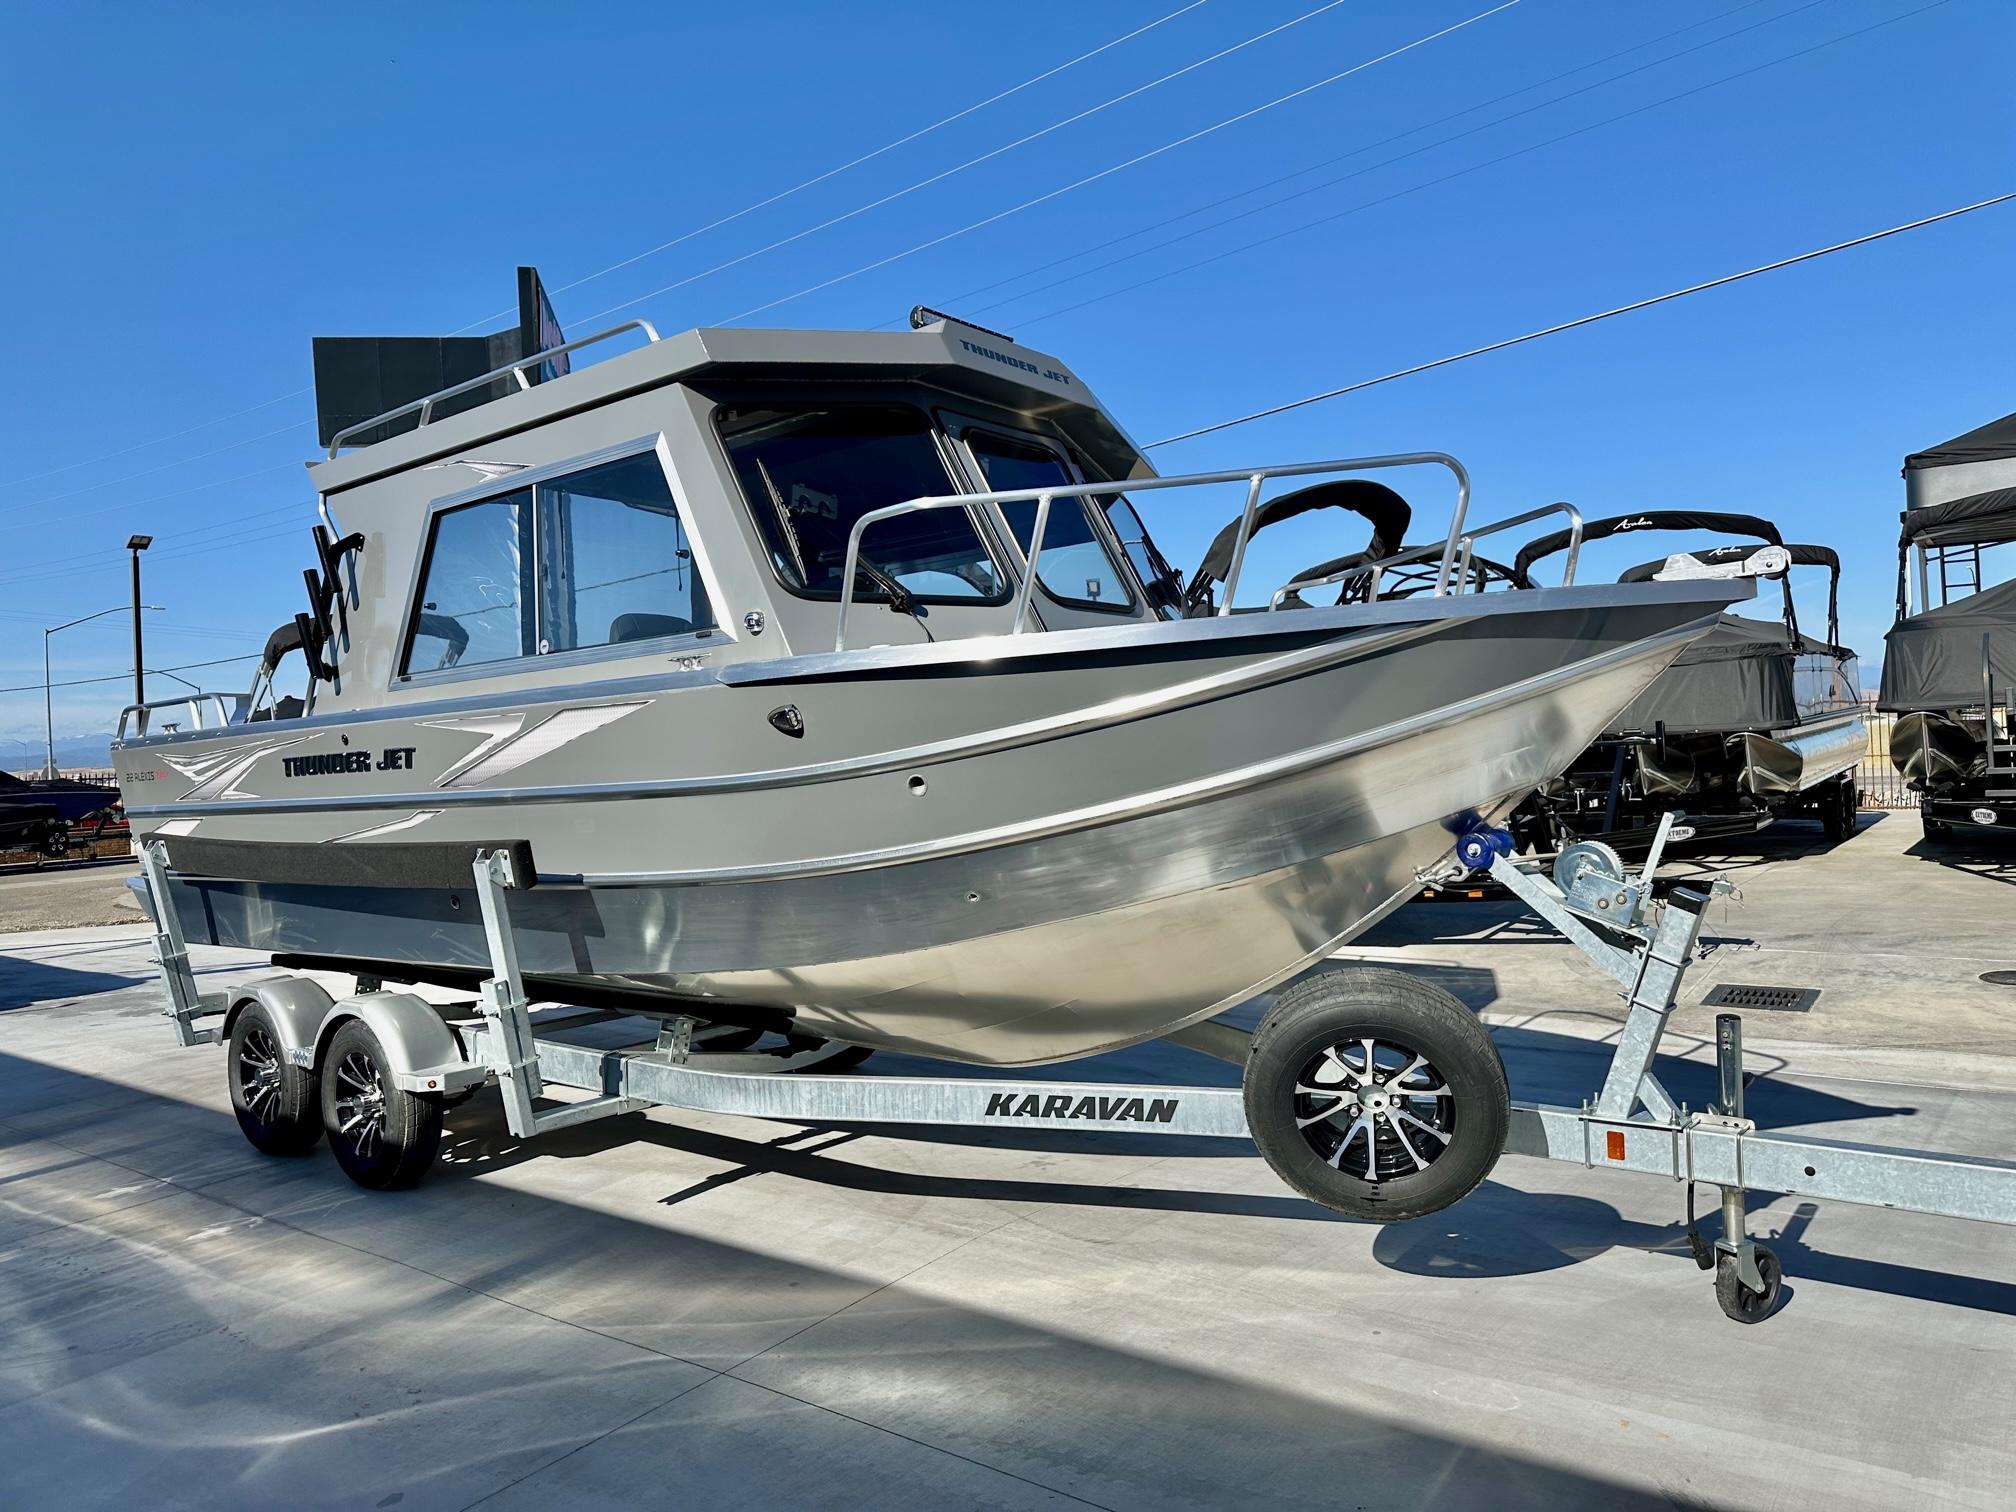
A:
[1702, 983, 1819, 1013]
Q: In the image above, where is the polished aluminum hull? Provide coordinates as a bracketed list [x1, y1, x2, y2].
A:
[1734, 712, 1867, 795]
[125, 586, 1731, 1065]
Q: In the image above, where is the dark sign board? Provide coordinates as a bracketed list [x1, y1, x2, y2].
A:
[314, 267, 570, 449]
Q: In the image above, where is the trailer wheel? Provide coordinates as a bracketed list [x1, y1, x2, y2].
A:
[1820, 777, 1856, 843]
[320, 1020, 443, 1190]
[228, 1003, 321, 1155]
[1714, 1244, 1782, 1323]
[1243, 968, 1508, 1222]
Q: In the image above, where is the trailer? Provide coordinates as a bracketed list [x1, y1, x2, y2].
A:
[136, 816, 2016, 1324]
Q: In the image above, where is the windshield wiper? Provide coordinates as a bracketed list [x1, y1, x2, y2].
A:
[753, 459, 932, 640]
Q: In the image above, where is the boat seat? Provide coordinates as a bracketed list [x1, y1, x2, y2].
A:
[608, 613, 695, 643]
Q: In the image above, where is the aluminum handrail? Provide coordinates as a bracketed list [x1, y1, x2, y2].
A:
[117, 691, 251, 741]
[1271, 502, 1583, 609]
[834, 453, 1469, 652]
[325, 319, 663, 457]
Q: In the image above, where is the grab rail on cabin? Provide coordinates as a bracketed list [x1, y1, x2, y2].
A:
[117, 692, 253, 742]
[325, 319, 664, 457]
[1269, 502, 1585, 609]
[834, 453, 1473, 652]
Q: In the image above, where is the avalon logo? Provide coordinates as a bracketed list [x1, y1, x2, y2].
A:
[1615, 516, 1655, 531]
[984, 1091, 1179, 1123]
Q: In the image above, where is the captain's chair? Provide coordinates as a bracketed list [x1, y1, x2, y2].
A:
[608, 612, 696, 643]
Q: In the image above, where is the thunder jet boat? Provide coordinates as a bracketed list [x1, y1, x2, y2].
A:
[116, 310, 1743, 1080]
[1509, 511, 1864, 852]
[1880, 409, 2016, 839]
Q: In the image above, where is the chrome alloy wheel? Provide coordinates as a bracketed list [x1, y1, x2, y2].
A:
[236, 1023, 286, 1122]
[331, 1050, 390, 1159]
[1292, 1036, 1456, 1181]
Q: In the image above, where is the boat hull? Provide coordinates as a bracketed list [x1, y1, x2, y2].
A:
[1889, 710, 1982, 785]
[1735, 712, 1867, 795]
[126, 590, 1727, 1064]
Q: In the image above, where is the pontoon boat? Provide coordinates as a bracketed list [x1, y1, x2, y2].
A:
[1510, 511, 1863, 851]
[1881, 410, 2016, 838]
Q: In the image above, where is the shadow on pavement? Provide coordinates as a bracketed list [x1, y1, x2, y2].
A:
[0, 1048, 1684, 1509]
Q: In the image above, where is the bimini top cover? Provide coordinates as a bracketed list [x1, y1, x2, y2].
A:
[1899, 486, 2016, 551]
[1880, 575, 2016, 711]
[1604, 614, 1803, 736]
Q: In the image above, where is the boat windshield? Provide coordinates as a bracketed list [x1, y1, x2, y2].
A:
[720, 405, 1006, 601]
[964, 430, 1132, 611]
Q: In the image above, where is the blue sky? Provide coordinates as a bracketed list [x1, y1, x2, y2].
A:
[2, 0, 2010, 758]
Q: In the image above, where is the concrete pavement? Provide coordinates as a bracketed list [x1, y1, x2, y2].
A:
[1, 813, 2013, 1509]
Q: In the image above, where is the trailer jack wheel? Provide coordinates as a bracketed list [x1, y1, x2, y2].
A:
[1244, 967, 1508, 1222]
[1715, 1243, 1782, 1323]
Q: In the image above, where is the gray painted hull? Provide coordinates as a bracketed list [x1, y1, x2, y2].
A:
[128, 590, 1726, 1064]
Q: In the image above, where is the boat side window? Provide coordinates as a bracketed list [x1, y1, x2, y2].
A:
[964, 430, 1133, 612]
[403, 490, 535, 674]
[537, 452, 715, 654]
[719, 404, 1006, 601]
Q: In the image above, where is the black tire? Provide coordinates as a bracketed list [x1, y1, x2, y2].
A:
[1243, 967, 1509, 1222]
[1714, 1244, 1783, 1323]
[37, 822, 70, 860]
[1821, 778, 1856, 843]
[320, 1019, 443, 1190]
[228, 1003, 322, 1155]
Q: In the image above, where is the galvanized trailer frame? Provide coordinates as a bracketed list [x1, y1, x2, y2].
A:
[139, 826, 2016, 1322]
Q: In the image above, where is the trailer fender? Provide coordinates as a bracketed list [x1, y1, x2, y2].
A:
[312, 993, 479, 1094]
[225, 976, 336, 1061]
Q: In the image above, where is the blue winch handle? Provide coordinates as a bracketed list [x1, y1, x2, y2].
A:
[1456, 826, 1514, 870]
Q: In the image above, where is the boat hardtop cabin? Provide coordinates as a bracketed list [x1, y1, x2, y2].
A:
[289, 314, 1187, 714]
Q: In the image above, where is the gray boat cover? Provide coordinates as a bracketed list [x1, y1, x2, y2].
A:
[1899, 486, 2016, 550]
[1605, 615, 1802, 735]
[1905, 412, 2016, 472]
[1880, 576, 2016, 711]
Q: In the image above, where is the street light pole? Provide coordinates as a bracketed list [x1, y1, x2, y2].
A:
[42, 603, 163, 780]
[127, 536, 153, 705]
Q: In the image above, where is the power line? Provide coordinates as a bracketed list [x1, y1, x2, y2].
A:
[0, 4, 1209, 523]
[1011, 0, 1924, 329]
[894, 0, 1787, 323]
[0, 501, 311, 583]
[957, 0, 1828, 321]
[573, 0, 1365, 327]
[0, 651, 261, 698]
[715, 2, 1522, 326]
[1146, 192, 2016, 447]
[5, 420, 310, 514]
[449, 1, 1211, 331]
[6, 388, 310, 490]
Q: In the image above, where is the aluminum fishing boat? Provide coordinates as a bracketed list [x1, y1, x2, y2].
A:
[116, 311, 1741, 1070]
[1881, 409, 2016, 838]
[1509, 510, 1863, 851]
